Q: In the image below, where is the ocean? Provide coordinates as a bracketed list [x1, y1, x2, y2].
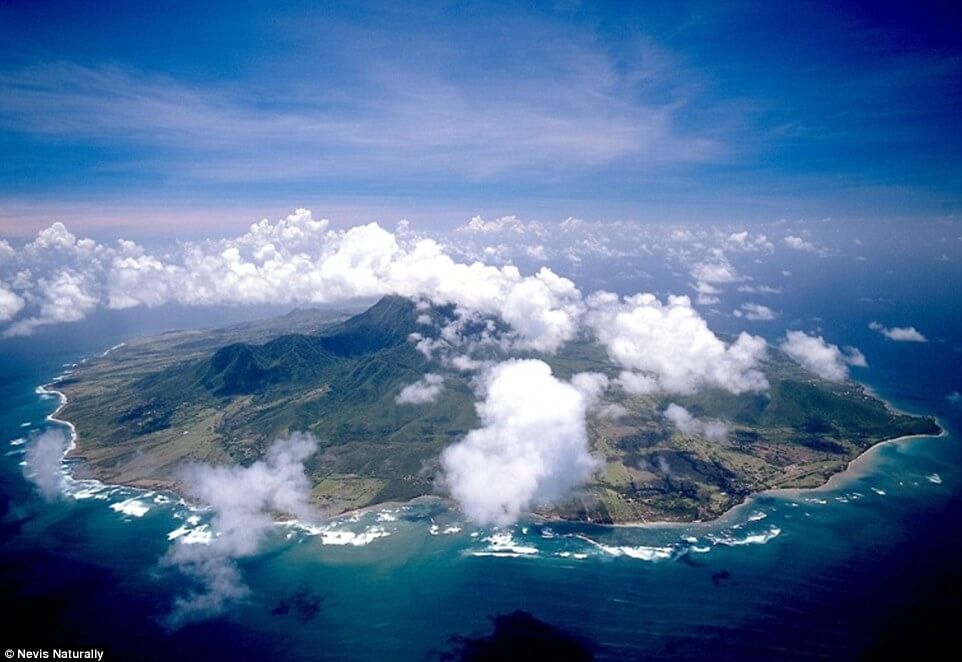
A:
[1, 284, 960, 660]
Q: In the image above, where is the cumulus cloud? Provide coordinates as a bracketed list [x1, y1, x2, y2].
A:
[780, 330, 867, 381]
[690, 253, 738, 284]
[688, 251, 740, 305]
[440, 360, 599, 526]
[498, 268, 583, 353]
[445, 214, 676, 265]
[869, 321, 928, 343]
[396, 373, 445, 404]
[455, 215, 546, 237]
[733, 303, 775, 321]
[163, 433, 317, 625]
[22, 428, 69, 501]
[663, 404, 728, 441]
[586, 292, 769, 395]
[5, 270, 99, 336]
[783, 235, 818, 253]
[691, 279, 721, 305]
[0, 282, 24, 322]
[724, 231, 773, 252]
[525, 244, 548, 261]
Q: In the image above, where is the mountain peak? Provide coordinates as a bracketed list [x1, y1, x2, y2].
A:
[318, 295, 420, 356]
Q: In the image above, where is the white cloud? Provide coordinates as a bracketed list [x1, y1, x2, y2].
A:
[455, 215, 545, 237]
[690, 252, 738, 284]
[724, 231, 773, 252]
[22, 428, 69, 501]
[783, 235, 818, 253]
[687, 249, 746, 306]
[163, 433, 317, 624]
[733, 303, 775, 321]
[691, 279, 721, 305]
[443, 215, 654, 265]
[440, 360, 599, 526]
[780, 330, 867, 381]
[525, 244, 548, 261]
[737, 284, 781, 295]
[5, 270, 98, 336]
[598, 403, 628, 419]
[569, 372, 610, 408]
[692, 280, 721, 295]
[498, 268, 584, 353]
[616, 370, 660, 394]
[448, 354, 489, 372]
[0, 282, 24, 322]
[869, 321, 928, 343]
[396, 373, 445, 405]
[586, 291, 769, 395]
[844, 346, 868, 368]
[695, 292, 720, 305]
[663, 404, 728, 441]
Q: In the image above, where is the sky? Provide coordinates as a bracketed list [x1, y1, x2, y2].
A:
[1, 0, 961, 237]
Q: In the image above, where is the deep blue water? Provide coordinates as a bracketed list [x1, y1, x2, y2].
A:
[1, 291, 960, 660]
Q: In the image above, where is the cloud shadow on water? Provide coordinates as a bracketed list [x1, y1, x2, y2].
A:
[435, 610, 596, 661]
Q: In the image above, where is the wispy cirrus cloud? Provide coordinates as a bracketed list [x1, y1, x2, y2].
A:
[0, 44, 723, 185]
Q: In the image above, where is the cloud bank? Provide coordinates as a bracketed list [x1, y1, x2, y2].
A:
[440, 360, 599, 526]
[1, 212, 585, 353]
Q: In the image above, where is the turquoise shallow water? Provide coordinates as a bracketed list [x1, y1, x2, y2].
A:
[1, 305, 960, 660]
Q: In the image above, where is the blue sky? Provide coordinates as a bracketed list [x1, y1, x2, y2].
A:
[1, 0, 960, 237]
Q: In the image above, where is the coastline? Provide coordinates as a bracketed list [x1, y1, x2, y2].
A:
[41, 350, 948, 531]
[675, 423, 948, 532]
[761, 424, 947, 499]
[37, 381, 78, 453]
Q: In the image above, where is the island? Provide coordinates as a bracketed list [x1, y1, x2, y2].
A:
[54, 296, 941, 524]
